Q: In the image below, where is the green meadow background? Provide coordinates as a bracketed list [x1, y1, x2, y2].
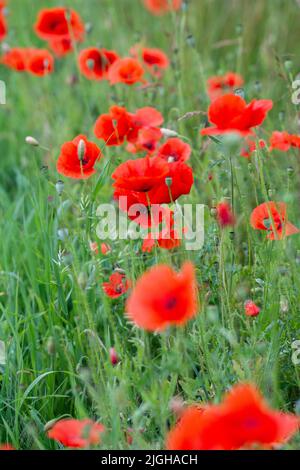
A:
[0, 0, 300, 449]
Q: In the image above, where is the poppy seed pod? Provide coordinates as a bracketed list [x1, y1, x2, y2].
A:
[165, 176, 173, 187]
[25, 136, 39, 147]
[77, 139, 86, 162]
[55, 180, 64, 196]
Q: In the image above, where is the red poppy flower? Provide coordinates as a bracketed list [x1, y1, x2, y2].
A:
[240, 137, 266, 158]
[250, 201, 299, 240]
[102, 272, 130, 298]
[0, 12, 6, 41]
[151, 160, 194, 204]
[78, 48, 119, 80]
[27, 49, 54, 76]
[269, 131, 300, 152]
[201, 94, 273, 137]
[1, 48, 28, 71]
[143, 0, 182, 15]
[216, 202, 236, 228]
[207, 72, 244, 101]
[48, 37, 73, 57]
[142, 227, 181, 252]
[167, 383, 299, 450]
[142, 207, 180, 248]
[34, 7, 85, 42]
[127, 127, 162, 154]
[157, 138, 191, 162]
[126, 261, 198, 331]
[127, 107, 164, 144]
[0, 444, 15, 450]
[108, 57, 145, 85]
[48, 418, 104, 448]
[94, 105, 133, 146]
[57, 134, 102, 179]
[244, 300, 260, 317]
[131, 45, 169, 76]
[90, 241, 111, 255]
[112, 155, 169, 203]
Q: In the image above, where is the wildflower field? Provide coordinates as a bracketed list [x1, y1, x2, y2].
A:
[1, 0, 300, 452]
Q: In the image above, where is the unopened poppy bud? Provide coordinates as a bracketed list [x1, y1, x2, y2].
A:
[77, 272, 87, 290]
[279, 110, 285, 122]
[1, 42, 10, 53]
[280, 296, 289, 314]
[46, 337, 56, 355]
[165, 176, 173, 187]
[295, 400, 300, 416]
[109, 347, 119, 366]
[161, 128, 178, 138]
[235, 23, 243, 35]
[25, 136, 39, 147]
[169, 396, 185, 418]
[58, 228, 69, 241]
[44, 418, 58, 432]
[55, 180, 64, 196]
[186, 34, 195, 48]
[287, 166, 294, 176]
[234, 87, 245, 99]
[254, 80, 261, 93]
[77, 139, 86, 162]
[85, 22, 93, 34]
[284, 59, 293, 72]
[210, 207, 217, 217]
[268, 188, 275, 198]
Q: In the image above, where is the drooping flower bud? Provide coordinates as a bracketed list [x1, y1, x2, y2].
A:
[25, 136, 39, 147]
[161, 128, 178, 138]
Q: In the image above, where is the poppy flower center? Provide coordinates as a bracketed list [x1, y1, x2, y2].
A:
[165, 296, 177, 310]
[263, 217, 281, 231]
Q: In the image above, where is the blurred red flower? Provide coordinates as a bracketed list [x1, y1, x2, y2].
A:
[108, 57, 145, 85]
[127, 106, 164, 143]
[78, 48, 119, 80]
[127, 127, 162, 154]
[126, 261, 198, 331]
[143, 0, 182, 15]
[216, 202, 236, 228]
[269, 131, 300, 152]
[57, 134, 102, 179]
[250, 201, 299, 240]
[201, 94, 273, 137]
[48, 38, 73, 57]
[131, 45, 169, 76]
[240, 137, 266, 158]
[0, 444, 15, 450]
[27, 49, 54, 76]
[244, 300, 260, 317]
[102, 272, 130, 298]
[34, 7, 85, 42]
[0, 11, 6, 41]
[157, 138, 191, 162]
[1, 48, 28, 71]
[167, 383, 299, 450]
[48, 418, 104, 448]
[90, 241, 111, 255]
[94, 105, 133, 146]
[207, 72, 244, 101]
